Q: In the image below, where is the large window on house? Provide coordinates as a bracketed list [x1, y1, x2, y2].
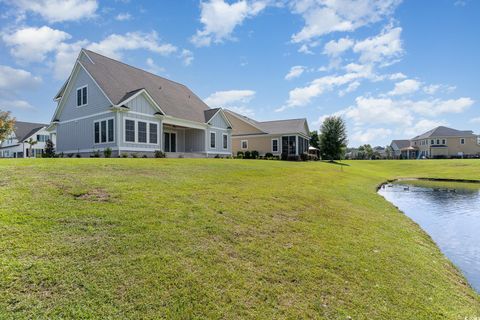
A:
[272, 139, 279, 152]
[149, 123, 158, 144]
[94, 118, 114, 144]
[76, 85, 87, 107]
[164, 132, 176, 152]
[210, 132, 216, 148]
[138, 121, 147, 143]
[36, 134, 49, 142]
[282, 136, 297, 155]
[125, 119, 135, 142]
[460, 138, 465, 144]
[223, 133, 228, 149]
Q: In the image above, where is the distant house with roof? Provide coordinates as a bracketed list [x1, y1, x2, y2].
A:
[390, 140, 411, 159]
[48, 49, 232, 157]
[390, 126, 480, 159]
[224, 110, 310, 158]
[0, 121, 50, 158]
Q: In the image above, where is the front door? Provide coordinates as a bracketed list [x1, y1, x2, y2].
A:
[164, 132, 177, 152]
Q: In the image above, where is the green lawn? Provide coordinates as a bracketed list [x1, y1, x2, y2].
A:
[0, 159, 479, 319]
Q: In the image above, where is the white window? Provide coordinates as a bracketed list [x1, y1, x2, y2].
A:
[460, 138, 465, 144]
[272, 138, 279, 152]
[124, 118, 159, 144]
[222, 133, 228, 149]
[442, 139, 446, 145]
[94, 118, 114, 144]
[241, 140, 248, 150]
[210, 132, 216, 148]
[76, 85, 88, 107]
[36, 134, 49, 142]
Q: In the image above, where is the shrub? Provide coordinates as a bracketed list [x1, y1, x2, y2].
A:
[131, 153, 138, 158]
[154, 150, 165, 158]
[43, 139, 56, 158]
[237, 151, 244, 157]
[93, 150, 101, 158]
[104, 147, 112, 158]
[59, 152, 64, 158]
[265, 152, 273, 159]
[121, 153, 128, 158]
[67, 153, 74, 158]
[251, 150, 259, 159]
[281, 152, 288, 161]
[287, 155, 299, 161]
[142, 155, 148, 158]
[76, 154, 81, 158]
[244, 151, 251, 159]
[214, 154, 220, 158]
[300, 153, 308, 161]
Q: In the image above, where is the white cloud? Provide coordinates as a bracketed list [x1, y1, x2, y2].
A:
[345, 96, 414, 126]
[2, 26, 71, 63]
[323, 37, 354, 56]
[191, 0, 268, 47]
[423, 84, 456, 95]
[0, 65, 42, 90]
[290, 0, 402, 44]
[351, 128, 392, 145]
[227, 105, 256, 117]
[285, 66, 306, 80]
[87, 31, 177, 60]
[204, 90, 256, 107]
[53, 40, 88, 80]
[404, 119, 448, 137]
[388, 79, 421, 96]
[411, 97, 474, 115]
[145, 58, 165, 75]
[469, 117, 480, 124]
[115, 13, 132, 21]
[353, 24, 403, 65]
[0, 98, 34, 110]
[339, 81, 360, 96]
[389, 72, 407, 80]
[12, 0, 98, 22]
[180, 49, 194, 66]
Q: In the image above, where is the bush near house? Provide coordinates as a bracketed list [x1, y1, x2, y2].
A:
[104, 148, 112, 158]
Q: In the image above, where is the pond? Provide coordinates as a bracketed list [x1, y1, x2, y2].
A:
[378, 180, 480, 293]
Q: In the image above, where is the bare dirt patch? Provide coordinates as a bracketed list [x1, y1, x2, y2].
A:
[73, 189, 111, 202]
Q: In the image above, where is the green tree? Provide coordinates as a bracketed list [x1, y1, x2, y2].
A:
[26, 138, 38, 158]
[358, 144, 373, 160]
[319, 116, 348, 161]
[43, 139, 56, 158]
[309, 130, 320, 149]
[0, 110, 15, 142]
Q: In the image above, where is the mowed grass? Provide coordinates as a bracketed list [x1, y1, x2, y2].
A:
[0, 159, 479, 319]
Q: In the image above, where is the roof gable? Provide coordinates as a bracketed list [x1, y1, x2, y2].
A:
[80, 49, 210, 123]
[412, 126, 475, 140]
[12, 121, 47, 141]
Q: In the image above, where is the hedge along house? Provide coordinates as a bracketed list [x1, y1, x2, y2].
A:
[224, 110, 310, 158]
[48, 49, 233, 158]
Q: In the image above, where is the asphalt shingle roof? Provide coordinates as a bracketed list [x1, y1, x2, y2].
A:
[12, 121, 47, 141]
[412, 126, 475, 140]
[81, 50, 211, 123]
[391, 139, 410, 149]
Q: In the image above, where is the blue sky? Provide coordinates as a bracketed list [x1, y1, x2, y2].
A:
[0, 0, 478, 147]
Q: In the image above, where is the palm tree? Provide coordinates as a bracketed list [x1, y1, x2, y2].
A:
[26, 138, 38, 158]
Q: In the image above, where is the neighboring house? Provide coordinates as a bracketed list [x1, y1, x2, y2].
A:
[390, 140, 410, 159]
[0, 121, 50, 158]
[373, 146, 387, 159]
[224, 110, 310, 157]
[48, 49, 232, 157]
[390, 126, 480, 159]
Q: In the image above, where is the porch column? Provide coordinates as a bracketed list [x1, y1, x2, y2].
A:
[295, 136, 299, 156]
[159, 119, 164, 151]
[115, 111, 121, 156]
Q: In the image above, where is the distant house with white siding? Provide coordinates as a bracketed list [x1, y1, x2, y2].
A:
[0, 121, 50, 158]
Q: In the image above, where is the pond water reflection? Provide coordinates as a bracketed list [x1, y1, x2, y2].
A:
[378, 181, 480, 293]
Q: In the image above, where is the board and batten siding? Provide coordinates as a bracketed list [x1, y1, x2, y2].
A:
[207, 112, 231, 154]
[185, 129, 205, 152]
[58, 66, 112, 122]
[56, 113, 116, 153]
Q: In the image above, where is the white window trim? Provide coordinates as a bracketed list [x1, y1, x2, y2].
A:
[93, 117, 115, 145]
[76, 85, 88, 107]
[123, 117, 160, 145]
[240, 139, 248, 150]
[222, 133, 228, 150]
[163, 130, 178, 152]
[460, 138, 465, 144]
[209, 131, 216, 149]
[271, 138, 279, 153]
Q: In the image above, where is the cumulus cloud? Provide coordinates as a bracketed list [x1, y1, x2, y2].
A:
[11, 0, 98, 23]
[469, 117, 480, 124]
[323, 37, 354, 56]
[145, 58, 165, 75]
[180, 49, 194, 66]
[0, 98, 35, 110]
[191, 0, 268, 47]
[404, 119, 448, 137]
[115, 13, 132, 21]
[290, 0, 402, 44]
[344, 96, 414, 126]
[0, 65, 42, 90]
[351, 128, 392, 145]
[411, 97, 474, 115]
[204, 90, 256, 107]
[2, 26, 71, 63]
[285, 66, 306, 80]
[388, 79, 421, 96]
[353, 24, 403, 65]
[87, 31, 177, 60]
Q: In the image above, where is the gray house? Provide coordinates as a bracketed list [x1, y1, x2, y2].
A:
[49, 49, 233, 157]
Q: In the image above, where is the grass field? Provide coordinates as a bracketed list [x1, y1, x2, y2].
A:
[0, 159, 479, 319]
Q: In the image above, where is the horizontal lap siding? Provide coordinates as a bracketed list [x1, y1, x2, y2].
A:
[232, 135, 282, 156]
[119, 112, 162, 151]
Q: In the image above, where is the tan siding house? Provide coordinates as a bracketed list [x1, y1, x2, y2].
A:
[225, 110, 310, 158]
[390, 126, 480, 159]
